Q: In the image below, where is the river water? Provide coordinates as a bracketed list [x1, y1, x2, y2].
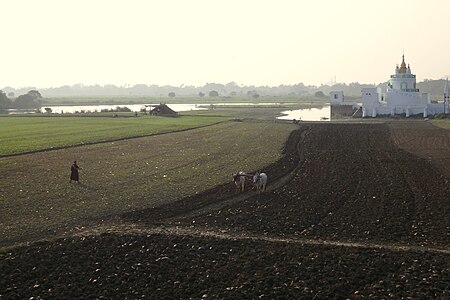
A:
[41, 104, 202, 114]
[277, 106, 330, 121]
[3, 102, 287, 114]
[3, 103, 331, 121]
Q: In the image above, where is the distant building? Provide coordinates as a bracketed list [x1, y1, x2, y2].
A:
[150, 103, 177, 116]
[330, 91, 344, 104]
[329, 91, 358, 118]
[361, 54, 448, 117]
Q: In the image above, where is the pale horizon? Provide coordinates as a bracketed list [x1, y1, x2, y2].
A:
[1, 0, 449, 89]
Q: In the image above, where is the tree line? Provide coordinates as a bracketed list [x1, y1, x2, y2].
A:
[1, 79, 448, 100]
[0, 90, 42, 110]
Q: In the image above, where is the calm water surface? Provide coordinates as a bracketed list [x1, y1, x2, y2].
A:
[40, 102, 286, 114]
[3, 103, 329, 121]
[40, 104, 202, 114]
[277, 106, 330, 121]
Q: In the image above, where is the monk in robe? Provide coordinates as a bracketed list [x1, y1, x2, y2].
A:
[70, 161, 81, 183]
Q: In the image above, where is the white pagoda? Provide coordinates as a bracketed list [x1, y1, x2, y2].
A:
[361, 54, 446, 117]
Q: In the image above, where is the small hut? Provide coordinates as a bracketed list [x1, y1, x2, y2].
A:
[150, 103, 177, 116]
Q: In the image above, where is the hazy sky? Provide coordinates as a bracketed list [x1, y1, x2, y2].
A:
[1, 0, 449, 88]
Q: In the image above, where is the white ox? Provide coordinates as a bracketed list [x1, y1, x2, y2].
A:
[253, 172, 267, 193]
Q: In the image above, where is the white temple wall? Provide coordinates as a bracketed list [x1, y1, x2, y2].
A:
[409, 107, 426, 115]
[362, 88, 381, 109]
[375, 106, 391, 115]
[427, 103, 449, 115]
[369, 104, 448, 117]
[422, 93, 431, 104]
[391, 77, 416, 90]
[386, 90, 428, 107]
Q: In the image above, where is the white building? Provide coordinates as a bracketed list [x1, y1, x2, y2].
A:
[362, 55, 448, 117]
[329, 91, 359, 117]
[330, 91, 344, 104]
[329, 90, 358, 108]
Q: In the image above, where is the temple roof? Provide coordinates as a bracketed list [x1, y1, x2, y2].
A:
[399, 54, 407, 73]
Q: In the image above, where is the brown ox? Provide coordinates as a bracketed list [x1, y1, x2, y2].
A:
[233, 171, 248, 193]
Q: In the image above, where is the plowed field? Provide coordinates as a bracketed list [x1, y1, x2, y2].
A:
[389, 121, 450, 177]
[2, 122, 449, 299]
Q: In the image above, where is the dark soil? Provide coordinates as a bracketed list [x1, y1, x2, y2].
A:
[2, 233, 449, 299]
[172, 123, 450, 247]
[389, 121, 450, 177]
[1, 122, 449, 299]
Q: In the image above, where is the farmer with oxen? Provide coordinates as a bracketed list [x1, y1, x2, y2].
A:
[233, 171, 268, 193]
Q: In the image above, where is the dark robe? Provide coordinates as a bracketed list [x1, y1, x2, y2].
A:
[70, 163, 80, 181]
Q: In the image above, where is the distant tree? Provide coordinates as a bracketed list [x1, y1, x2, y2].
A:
[314, 91, 326, 98]
[230, 91, 237, 97]
[246, 90, 259, 97]
[225, 82, 239, 90]
[7, 92, 15, 98]
[28, 90, 42, 99]
[14, 94, 34, 108]
[44, 107, 52, 113]
[198, 92, 205, 97]
[0, 90, 12, 109]
[168, 92, 176, 98]
[209, 90, 219, 97]
[101, 106, 132, 113]
[14, 90, 43, 109]
[204, 83, 225, 93]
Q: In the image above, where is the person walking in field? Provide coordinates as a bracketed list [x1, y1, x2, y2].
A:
[70, 160, 81, 183]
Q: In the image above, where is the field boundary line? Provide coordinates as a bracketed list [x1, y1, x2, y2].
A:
[91, 224, 450, 255]
[0, 120, 230, 158]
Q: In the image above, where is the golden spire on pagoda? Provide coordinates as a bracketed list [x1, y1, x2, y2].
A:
[399, 54, 407, 73]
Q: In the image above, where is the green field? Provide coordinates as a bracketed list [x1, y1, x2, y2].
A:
[0, 115, 229, 155]
[0, 119, 297, 246]
[431, 119, 450, 129]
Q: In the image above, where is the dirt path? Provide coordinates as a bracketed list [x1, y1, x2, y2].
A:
[81, 223, 450, 255]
